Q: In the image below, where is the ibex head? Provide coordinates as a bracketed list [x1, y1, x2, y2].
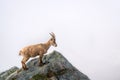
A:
[49, 32, 57, 47]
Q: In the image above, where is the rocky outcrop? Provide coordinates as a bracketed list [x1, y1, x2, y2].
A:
[0, 66, 19, 80]
[0, 51, 90, 80]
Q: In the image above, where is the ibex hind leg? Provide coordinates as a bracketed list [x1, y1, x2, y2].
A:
[39, 54, 44, 66]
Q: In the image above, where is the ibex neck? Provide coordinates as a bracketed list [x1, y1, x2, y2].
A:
[44, 40, 51, 50]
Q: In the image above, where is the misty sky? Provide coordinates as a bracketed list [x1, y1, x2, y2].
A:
[0, 0, 120, 80]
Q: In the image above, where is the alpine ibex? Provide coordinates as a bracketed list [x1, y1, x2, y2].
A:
[19, 32, 57, 70]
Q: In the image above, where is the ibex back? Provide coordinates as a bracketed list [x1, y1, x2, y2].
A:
[19, 32, 57, 70]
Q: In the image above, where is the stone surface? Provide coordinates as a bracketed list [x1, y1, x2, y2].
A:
[0, 66, 19, 80]
[0, 51, 90, 80]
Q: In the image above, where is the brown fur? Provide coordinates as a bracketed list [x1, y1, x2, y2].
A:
[19, 32, 57, 70]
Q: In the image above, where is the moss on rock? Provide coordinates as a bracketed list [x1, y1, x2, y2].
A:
[31, 74, 48, 80]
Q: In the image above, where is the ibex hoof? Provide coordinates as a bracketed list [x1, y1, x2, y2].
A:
[23, 67, 28, 70]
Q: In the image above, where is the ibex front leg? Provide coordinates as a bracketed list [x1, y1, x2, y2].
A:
[21, 57, 29, 70]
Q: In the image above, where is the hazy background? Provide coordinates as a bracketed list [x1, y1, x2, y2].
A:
[0, 0, 120, 80]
